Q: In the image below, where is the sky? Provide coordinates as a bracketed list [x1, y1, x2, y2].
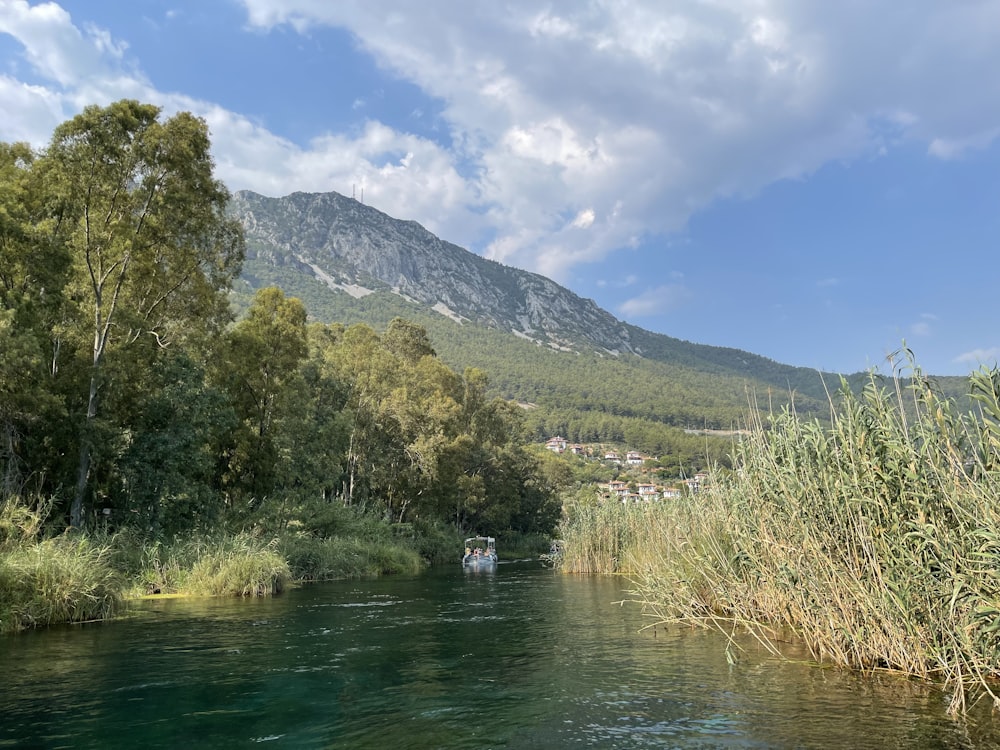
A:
[1, 0, 999, 377]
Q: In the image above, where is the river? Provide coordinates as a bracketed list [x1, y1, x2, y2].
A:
[2, 561, 998, 748]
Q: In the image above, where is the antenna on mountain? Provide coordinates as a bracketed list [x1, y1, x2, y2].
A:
[352, 184, 356, 200]
[361, 187, 364, 204]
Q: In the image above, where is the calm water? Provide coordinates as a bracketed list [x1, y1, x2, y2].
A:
[2, 561, 999, 749]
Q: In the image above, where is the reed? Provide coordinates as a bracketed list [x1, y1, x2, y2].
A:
[182, 534, 290, 597]
[562, 362, 1000, 714]
[279, 534, 424, 581]
[0, 535, 123, 633]
[559, 500, 668, 574]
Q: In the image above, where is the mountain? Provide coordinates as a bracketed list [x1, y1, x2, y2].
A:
[232, 189, 640, 356]
[227, 190, 969, 454]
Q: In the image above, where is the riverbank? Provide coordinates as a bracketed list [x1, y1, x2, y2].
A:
[0, 497, 449, 634]
[559, 364, 1000, 715]
[0, 493, 553, 633]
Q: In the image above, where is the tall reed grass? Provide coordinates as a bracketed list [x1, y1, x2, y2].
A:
[0, 501, 124, 632]
[279, 534, 423, 581]
[182, 534, 290, 597]
[561, 362, 1000, 714]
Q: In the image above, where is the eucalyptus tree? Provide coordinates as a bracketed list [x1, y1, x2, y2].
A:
[213, 287, 309, 514]
[38, 100, 244, 527]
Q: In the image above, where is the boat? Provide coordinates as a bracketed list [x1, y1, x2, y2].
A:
[462, 536, 498, 567]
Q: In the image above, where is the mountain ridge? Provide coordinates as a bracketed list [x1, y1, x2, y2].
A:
[231, 189, 642, 356]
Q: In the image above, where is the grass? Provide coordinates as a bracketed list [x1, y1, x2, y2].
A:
[0, 524, 124, 633]
[279, 534, 424, 581]
[558, 360, 1000, 715]
[183, 534, 291, 597]
[0, 494, 439, 631]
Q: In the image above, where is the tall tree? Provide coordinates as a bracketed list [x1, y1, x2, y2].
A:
[214, 287, 308, 511]
[39, 100, 244, 527]
[0, 142, 70, 494]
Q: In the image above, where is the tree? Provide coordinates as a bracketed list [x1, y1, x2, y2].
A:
[0, 142, 70, 495]
[214, 287, 308, 511]
[38, 100, 244, 527]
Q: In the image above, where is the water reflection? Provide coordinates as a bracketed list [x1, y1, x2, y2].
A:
[1, 562, 998, 748]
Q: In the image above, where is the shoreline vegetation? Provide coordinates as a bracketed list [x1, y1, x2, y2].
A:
[1, 103, 560, 635]
[0, 493, 551, 634]
[558, 358, 1000, 715]
[0, 499, 442, 634]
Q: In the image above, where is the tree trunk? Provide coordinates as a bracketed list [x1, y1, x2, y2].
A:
[70, 368, 100, 528]
[1, 420, 19, 497]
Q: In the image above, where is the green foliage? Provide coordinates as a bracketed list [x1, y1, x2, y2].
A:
[278, 534, 423, 581]
[235, 258, 817, 461]
[8, 100, 245, 527]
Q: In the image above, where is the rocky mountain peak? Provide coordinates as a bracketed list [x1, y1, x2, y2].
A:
[230, 190, 638, 355]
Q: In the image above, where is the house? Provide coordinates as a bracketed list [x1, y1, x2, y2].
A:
[570, 444, 585, 455]
[626, 451, 644, 466]
[636, 483, 658, 497]
[603, 450, 621, 464]
[607, 480, 629, 499]
[545, 436, 568, 453]
[662, 487, 681, 499]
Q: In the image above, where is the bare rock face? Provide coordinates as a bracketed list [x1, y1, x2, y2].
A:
[230, 190, 637, 355]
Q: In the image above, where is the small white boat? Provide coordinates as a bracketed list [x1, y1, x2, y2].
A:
[462, 536, 497, 567]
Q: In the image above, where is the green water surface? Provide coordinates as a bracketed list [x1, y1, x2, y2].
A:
[2, 561, 997, 748]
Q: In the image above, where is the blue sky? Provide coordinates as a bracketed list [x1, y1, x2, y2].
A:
[2, 1, 999, 376]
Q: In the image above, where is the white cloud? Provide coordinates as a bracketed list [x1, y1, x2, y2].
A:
[955, 347, 1000, 366]
[928, 127, 1000, 160]
[0, 4, 485, 248]
[618, 283, 693, 317]
[232, 0, 1000, 278]
[6, 0, 1000, 283]
[906, 312, 938, 337]
[571, 209, 595, 229]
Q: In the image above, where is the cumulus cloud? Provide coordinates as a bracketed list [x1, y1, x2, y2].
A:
[618, 283, 693, 317]
[232, 0, 1000, 279]
[6, 0, 1000, 284]
[0, 2, 485, 247]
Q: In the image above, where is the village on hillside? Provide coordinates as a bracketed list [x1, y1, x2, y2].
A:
[543, 436, 708, 503]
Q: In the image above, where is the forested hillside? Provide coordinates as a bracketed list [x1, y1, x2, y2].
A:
[237, 257, 834, 467]
[237, 234, 973, 464]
